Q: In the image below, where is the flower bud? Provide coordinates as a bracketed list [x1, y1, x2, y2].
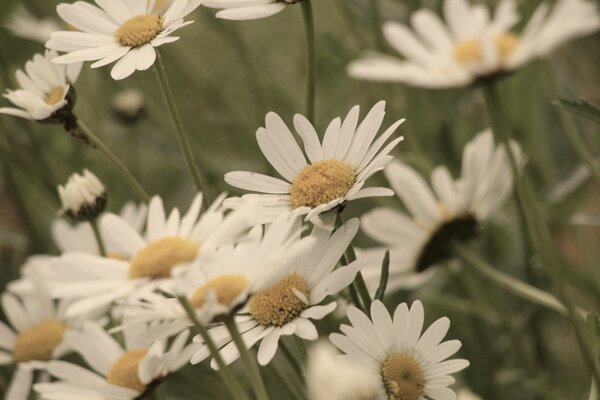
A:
[58, 169, 107, 221]
[112, 89, 145, 123]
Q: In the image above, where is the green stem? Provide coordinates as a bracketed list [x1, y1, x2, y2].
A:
[482, 83, 600, 387]
[294, 336, 307, 364]
[281, 340, 304, 378]
[301, 0, 316, 124]
[90, 218, 106, 257]
[545, 64, 600, 182]
[177, 297, 249, 400]
[269, 364, 306, 400]
[454, 243, 567, 316]
[76, 120, 150, 203]
[368, 0, 386, 51]
[154, 50, 207, 196]
[225, 316, 269, 400]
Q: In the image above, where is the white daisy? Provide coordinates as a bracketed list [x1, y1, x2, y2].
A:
[48, 193, 252, 318]
[47, 0, 202, 80]
[225, 101, 405, 229]
[58, 169, 107, 221]
[191, 217, 368, 367]
[34, 321, 195, 400]
[359, 129, 522, 294]
[4, 6, 63, 44]
[0, 50, 81, 121]
[330, 300, 470, 400]
[0, 278, 90, 400]
[348, 0, 600, 88]
[203, 0, 289, 21]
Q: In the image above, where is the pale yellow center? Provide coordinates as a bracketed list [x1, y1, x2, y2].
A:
[152, 0, 169, 13]
[129, 237, 199, 279]
[13, 320, 67, 362]
[248, 273, 309, 327]
[190, 275, 249, 309]
[45, 86, 65, 106]
[116, 14, 164, 47]
[453, 33, 520, 66]
[381, 354, 425, 400]
[290, 160, 356, 209]
[106, 349, 148, 393]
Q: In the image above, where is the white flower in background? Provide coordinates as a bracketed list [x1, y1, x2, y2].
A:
[225, 101, 404, 230]
[58, 169, 107, 221]
[0, 280, 89, 400]
[306, 341, 379, 400]
[360, 130, 522, 294]
[348, 0, 600, 88]
[330, 300, 469, 400]
[0, 51, 82, 121]
[203, 0, 288, 21]
[34, 322, 195, 400]
[192, 218, 367, 367]
[47, 0, 202, 80]
[4, 6, 63, 44]
[112, 88, 146, 121]
[48, 194, 253, 318]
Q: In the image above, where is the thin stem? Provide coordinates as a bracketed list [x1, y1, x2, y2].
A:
[225, 316, 269, 400]
[301, 0, 316, 124]
[177, 297, 249, 400]
[482, 83, 600, 387]
[90, 219, 106, 257]
[76, 120, 150, 203]
[294, 336, 307, 364]
[269, 364, 306, 400]
[154, 50, 207, 196]
[281, 340, 304, 378]
[368, 0, 386, 51]
[545, 64, 600, 181]
[454, 243, 567, 316]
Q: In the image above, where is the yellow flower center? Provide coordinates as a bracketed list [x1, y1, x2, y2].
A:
[290, 160, 356, 209]
[13, 320, 67, 362]
[453, 33, 520, 67]
[116, 14, 164, 47]
[381, 354, 425, 400]
[129, 237, 199, 279]
[190, 274, 250, 309]
[45, 86, 65, 106]
[248, 273, 309, 327]
[106, 349, 148, 393]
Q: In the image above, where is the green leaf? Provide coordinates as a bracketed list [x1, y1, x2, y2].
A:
[374, 250, 390, 301]
[554, 99, 600, 125]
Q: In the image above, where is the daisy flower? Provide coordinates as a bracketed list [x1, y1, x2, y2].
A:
[330, 300, 469, 400]
[225, 101, 405, 229]
[0, 50, 81, 121]
[348, 0, 600, 88]
[0, 279, 90, 400]
[203, 0, 289, 21]
[47, 0, 202, 80]
[58, 169, 107, 221]
[5, 6, 62, 44]
[191, 218, 368, 367]
[34, 321, 195, 400]
[359, 130, 522, 294]
[48, 193, 252, 318]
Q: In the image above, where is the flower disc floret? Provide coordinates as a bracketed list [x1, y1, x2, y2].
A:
[190, 275, 249, 309]
[129, 237, 199, 279]
[45, 86, 66, 106]
[249, 273, 309, 327]
[106, 349, 148, 392]
[13, 320, 67, 362]
[116, 15, 164, 47]
[453, 33, 520, 67]
[381, 353, 425, 400]
[290, 160, 356, 209]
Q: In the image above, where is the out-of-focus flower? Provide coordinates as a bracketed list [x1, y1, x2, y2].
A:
[225, 101, 404, 230]
[34, 322, 195, 400]
[58, 169, 107, 222]
[0, 51, 81, 121]
[457, 388, 483, 400]
[203, 0, 290, 21]
[4, 6, 62, 44]
[359, 130, 522, 294]
[349, 0, 600, 88]
[112, 88, 145, 122]
[306, 341, 379, 400]
[330, 300, 469, 400]
[47, 0, 202, 80]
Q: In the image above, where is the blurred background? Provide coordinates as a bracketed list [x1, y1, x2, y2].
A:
[0, 0, 598, 399]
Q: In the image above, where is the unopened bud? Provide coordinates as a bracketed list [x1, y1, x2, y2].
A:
[58, 169, 107, 221]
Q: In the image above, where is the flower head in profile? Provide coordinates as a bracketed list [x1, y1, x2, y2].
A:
[192, 218, 366, 367]
[203, 0, 291, 21]
[5, 6, 62, 44]
[359, 130, 522, 294]
[349, 0, 600, 88]
[58, 169, 107, 222]
[0, 50, 81, 121]
[34, 322, 195, 400]
[225, 101, 404, 230]
[330, 300, 469, 400]
[47, 0, 202, 80]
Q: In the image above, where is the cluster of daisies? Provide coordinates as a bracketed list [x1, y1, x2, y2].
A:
[1, 0, 599, 399]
